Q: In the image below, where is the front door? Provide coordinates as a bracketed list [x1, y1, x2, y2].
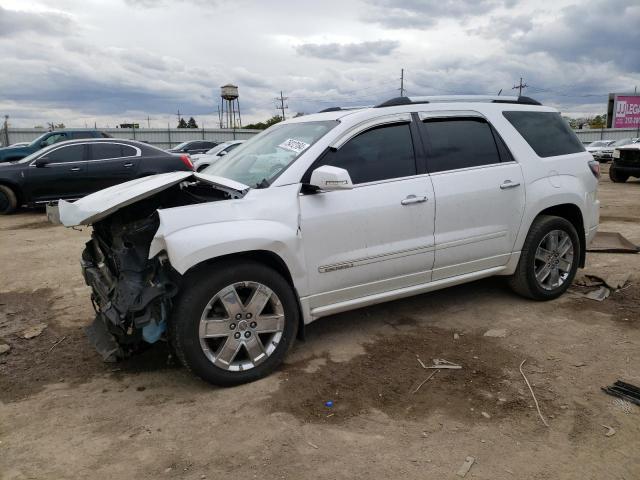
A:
[299, 121, 436, 311]
[418, 114, 526, 280]
[26, 143, 90, 201]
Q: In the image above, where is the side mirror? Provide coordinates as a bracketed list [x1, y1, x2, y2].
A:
[35, 158, 50, 168]
[309, 165, 353, 191]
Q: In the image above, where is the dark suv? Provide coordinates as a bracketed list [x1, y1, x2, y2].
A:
[0, 130, 111, 163]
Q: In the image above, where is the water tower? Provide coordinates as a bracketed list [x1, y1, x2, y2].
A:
[220, 84, 242, 129]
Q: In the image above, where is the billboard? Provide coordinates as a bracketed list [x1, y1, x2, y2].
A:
[612, 95, 640, 128]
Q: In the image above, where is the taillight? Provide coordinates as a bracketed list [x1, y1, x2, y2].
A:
[180, 154, 194, 170]
[588, 160, 600, 179]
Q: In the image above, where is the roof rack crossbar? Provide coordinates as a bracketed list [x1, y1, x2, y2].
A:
[318, 105, 373, 113]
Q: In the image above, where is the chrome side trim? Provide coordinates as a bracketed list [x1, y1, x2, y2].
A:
[306, 266, 505, 321]
[436, 230, 508, 250]
[318, 244, 435, 273]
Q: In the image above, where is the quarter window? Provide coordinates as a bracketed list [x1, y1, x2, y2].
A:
[44, 144, 85, 163]
[503, 111, 585, 157]
[423, 118, 501, 173]
[318, 123, 416, 184]
[121, 145, 137, 157]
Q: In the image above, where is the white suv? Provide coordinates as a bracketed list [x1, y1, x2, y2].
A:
[58, 95, 600, 386]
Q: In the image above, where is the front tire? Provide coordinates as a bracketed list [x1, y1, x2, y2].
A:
[609, 166, 629, 183]
[508, 215, 580, 300]
[0, 185, 18, 215]
[170, 259, 299, 386]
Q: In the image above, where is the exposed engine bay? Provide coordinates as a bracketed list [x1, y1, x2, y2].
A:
[80, 182, 231, 361]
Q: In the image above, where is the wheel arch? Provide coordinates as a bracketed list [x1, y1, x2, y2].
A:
[0, 179, 24, 205]
[183, 249, 306, 340]
[534, 203, 586, 267]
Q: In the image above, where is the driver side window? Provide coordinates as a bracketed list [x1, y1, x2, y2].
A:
[308, 123, 416, 184]
[43, 144, 86, 163]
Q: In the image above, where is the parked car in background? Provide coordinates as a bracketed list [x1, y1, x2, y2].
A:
[0, 138, 193, 214]
[192, 140, 245, 171]
[0, 129, 111, 163]
[167, 140, 218, 155]
[610, 140, 640, 183]
[58, 95, 599, 386]
[594, 138, 640, 162]
[586, 140, 614, 161]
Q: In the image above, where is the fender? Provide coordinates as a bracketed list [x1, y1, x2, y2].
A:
[515, 174, 587, 252]
[152, 219, 306, 292]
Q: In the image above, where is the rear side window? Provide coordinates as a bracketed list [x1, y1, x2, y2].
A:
[318, 123, 416, 184]
[423, 118, 501, 173]
[503, 111, 585, 157]
[121, 145, 137, 157]
[91, 143, 123, 160]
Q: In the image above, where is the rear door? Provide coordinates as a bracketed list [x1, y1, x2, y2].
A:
[26, 143, 90, 200]
[86, 142, 141, 191]
[299, 116, 436, 310]
[418, 113, 525, 280]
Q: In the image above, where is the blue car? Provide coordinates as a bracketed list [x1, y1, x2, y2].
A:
[0, 129, 110, 162]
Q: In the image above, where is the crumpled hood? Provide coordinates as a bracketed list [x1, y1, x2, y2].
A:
[58, 171, 250, 226]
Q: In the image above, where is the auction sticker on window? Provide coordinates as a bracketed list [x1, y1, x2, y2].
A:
[277, 138, 310, 154]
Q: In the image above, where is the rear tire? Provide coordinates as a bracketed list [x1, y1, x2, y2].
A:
[609, 166, 629, 183]
[169, 259, 299, 386]
[508, 215, 580, 300]
[0, 185, 17, 215]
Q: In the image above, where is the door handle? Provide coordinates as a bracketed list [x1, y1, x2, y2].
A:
[69, 167, 81, 172]
[123, 163, 134, 168]
[401, 194, 427, 205]
[500, 180, 521, 190]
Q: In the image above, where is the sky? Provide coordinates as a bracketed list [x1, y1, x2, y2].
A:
[0, 0, 638, 128]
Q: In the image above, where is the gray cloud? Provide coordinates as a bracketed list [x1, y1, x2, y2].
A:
[512, 0, 640, 71]
[0, 5, 73, 37]
[296, 40, 399, 62]
[363, 0, 507, 29]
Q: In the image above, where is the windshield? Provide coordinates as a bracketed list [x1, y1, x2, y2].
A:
[202, 120, 337, 187]
[172, 141, 191, 150]
[28, 132, 50, 147]
[588, 141, 608, 147]
[613, 138, 633, 147]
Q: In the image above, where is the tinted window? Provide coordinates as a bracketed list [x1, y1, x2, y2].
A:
[45, 144, 85, 163]
[224, 143, 241, 153]
[70, 132, 94, 139]
[42, 133, 68, 146]
[91, 143, 123, 160]
[423, 118, 500, 172]
[503, 111, 585, 157]
[121, 145, 137, 157]
[317, 124, 416, 184]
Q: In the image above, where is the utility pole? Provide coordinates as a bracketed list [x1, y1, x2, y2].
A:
[399, 68, 405, 97]
[512, 77, 528, 96]
[275, 91, 288, 120]
[146, 116, 151, 128]
[176, 109, 182, 125]
[217, 106, 223, 129]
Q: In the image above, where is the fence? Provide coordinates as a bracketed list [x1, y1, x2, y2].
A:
[2, 127, 261, 149]
[573, 127, 640, 144]
[3, 126, 640, 149]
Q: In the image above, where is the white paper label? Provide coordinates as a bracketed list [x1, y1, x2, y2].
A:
[277, 138, 310, 154]
[613, 149, 620, 158]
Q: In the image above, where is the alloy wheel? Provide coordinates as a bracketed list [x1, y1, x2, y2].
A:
[534, 229, 574, 291]
[198, 281, 285, 372]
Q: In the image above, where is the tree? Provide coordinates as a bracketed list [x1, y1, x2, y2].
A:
[187, 117, 198, 129]
[244, 115, 283, 130]
[177, 118, 188, 128]
[589, 115, 605, 129]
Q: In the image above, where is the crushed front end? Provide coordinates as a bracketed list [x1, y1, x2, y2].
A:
[81, 211, 179, 361]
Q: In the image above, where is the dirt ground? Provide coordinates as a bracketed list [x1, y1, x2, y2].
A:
[1, 165, 639, 479]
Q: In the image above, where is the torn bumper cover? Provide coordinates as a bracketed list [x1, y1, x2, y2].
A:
[81, 215, 178, 361]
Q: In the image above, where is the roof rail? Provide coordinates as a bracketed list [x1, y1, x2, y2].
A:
[374, 95, 541, 108]
[317, 105, 373, 113]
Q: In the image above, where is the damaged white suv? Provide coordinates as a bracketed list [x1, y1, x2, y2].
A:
[58, 95, 600, 386]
